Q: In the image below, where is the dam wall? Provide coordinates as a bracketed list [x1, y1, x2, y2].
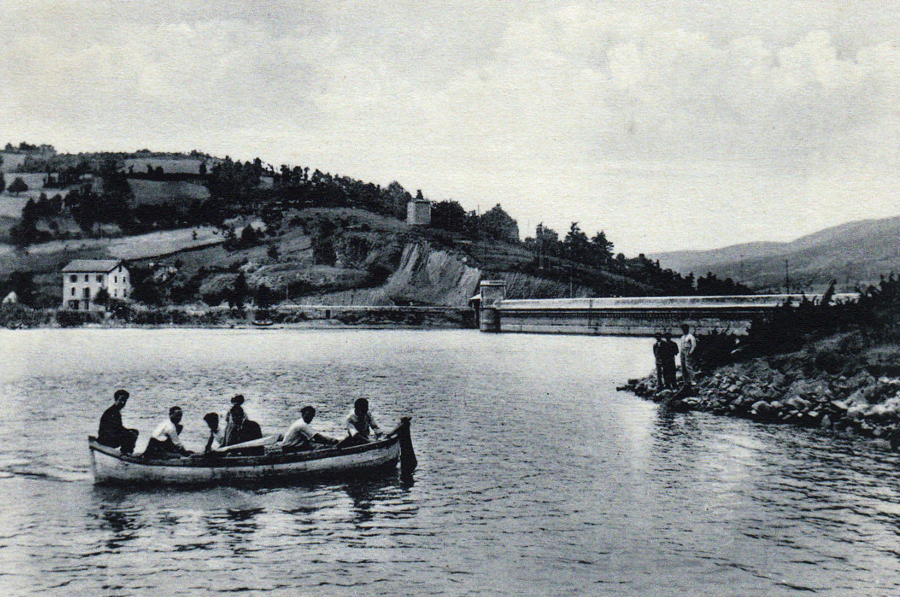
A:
[479, 290, 858, 336]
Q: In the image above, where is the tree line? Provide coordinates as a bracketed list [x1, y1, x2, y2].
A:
[4, 148, 755, 300]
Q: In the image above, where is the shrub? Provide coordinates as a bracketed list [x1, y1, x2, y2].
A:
[56, 310, 103, 327]
[0, 303, 49, 328]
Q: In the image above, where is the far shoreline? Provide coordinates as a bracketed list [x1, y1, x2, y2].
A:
[0, 302, 476, 331]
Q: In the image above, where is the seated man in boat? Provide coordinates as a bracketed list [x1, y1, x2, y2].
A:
[144, 406, 193, 459]
[223, 406, 264, 456]
[222, 394, 245, 446]
[203, 412, 225, 453]
[97, 389, 139, 455]
[337, 398, 382, 449]
[280, 406, 339, 452]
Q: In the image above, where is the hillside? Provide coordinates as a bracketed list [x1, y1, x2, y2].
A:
[0, 144, 730, 308]
[652, 216, 900, 293]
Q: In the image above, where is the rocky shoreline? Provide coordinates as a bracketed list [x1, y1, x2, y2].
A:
[620, 354, 900, 448]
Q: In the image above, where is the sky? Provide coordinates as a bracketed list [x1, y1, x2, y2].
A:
[2, 0, 899, 254]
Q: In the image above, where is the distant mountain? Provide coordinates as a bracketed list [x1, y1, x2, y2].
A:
[652, 216, 900, 293]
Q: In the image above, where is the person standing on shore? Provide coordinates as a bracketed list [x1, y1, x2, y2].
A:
[662, 333, 679, 389]
[652, 334, 665, 390]
[679, 324, 698, 387]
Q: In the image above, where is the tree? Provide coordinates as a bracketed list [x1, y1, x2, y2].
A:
[4, 271, 36, 305]
[590, 231, 614, 264]
[7, 177, 28, 195]
[431, 200, 469, 235]
[255, 283, 274, 310]
[99, 168, 133, 227]
[93, 287, 110, 307]
[564, 222, 591, 263]
[230, 272, 248, 309]
[128, 266, 163, 306]
[9, 198, 40, 247]
[240, 224, 258, 247]
[476, 204, 519, 243]
[383, 181, 412, 219]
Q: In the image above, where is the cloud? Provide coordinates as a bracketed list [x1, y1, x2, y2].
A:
[1, 0, 899, 251]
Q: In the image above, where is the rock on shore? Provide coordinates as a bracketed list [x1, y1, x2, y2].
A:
[620, 357, 900, 447]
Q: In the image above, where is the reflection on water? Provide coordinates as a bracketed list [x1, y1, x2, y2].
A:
[1, 329, 900, 595]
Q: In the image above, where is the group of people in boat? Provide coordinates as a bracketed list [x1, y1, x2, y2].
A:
[96, 390, 385, 459]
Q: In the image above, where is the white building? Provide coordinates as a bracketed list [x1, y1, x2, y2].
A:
[62, 260, 131, 311]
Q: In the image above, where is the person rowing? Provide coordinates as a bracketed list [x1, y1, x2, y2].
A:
[144, 406, 193, 458]
[279, 406, 338, 452]
[337, 398, 382, 449]
[203, 412, 225, 453]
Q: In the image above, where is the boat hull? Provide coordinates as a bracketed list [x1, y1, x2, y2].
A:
[89, 436, 401, 486]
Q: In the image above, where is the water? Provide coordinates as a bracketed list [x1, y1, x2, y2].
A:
[1, 328, 900, 596]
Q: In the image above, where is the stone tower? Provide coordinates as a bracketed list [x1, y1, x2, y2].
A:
[406, 191, 432, 226]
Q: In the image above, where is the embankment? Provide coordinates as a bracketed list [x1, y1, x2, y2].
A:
[1, 302, 472, 329]
[622, 348, 900, 447]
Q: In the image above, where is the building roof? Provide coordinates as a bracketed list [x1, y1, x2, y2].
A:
[61, 259, 124, 273]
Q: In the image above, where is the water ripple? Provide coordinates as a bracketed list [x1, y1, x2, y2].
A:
[1, 330, 899, 595]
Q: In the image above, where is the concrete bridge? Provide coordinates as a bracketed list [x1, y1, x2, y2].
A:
[473, 281, 856, 336]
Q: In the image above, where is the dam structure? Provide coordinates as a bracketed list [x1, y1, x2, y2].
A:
[473, 281, 856, 337]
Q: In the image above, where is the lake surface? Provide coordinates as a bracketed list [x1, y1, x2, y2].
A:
[1, 328, 900, 596]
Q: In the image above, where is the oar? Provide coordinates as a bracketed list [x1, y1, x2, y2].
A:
[213, 435, 280, 453]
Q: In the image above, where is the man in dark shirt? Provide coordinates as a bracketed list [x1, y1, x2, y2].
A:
[652, 334, 665, 389]
[224, 406, 264, 456]
[97, 389, 139, 454]
[661, 333, 679, 389]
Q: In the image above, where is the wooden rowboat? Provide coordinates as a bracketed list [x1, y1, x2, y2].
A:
[89, 419, 416, 486]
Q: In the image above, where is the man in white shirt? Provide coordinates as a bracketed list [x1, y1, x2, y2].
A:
[203, 412, 225, 453]
[679, 323, 698, 387]
[144, 406, 192, 458]
[280, 406, 338, 451]
[337, 398, 382, 448]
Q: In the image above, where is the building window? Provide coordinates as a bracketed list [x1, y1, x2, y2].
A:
[70, 275, 77, 282]
[83, 288, 90, 298]
[97, 275, 103, 283]
[84, 274, 89, 282]
[68, 300, 79, 310]
[71, 287, 75, 296]
[114, 289, 118, 298]
[114, 276, 117, 283]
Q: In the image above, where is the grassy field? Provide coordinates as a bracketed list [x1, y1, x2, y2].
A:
[0, 153, 28, 172]
[0, 226, 224, 275]
[0, 196, 28, 219]
[108, 226, 223, 259]
[128, 179, 210, 206]
[0, 172, 55, 206]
